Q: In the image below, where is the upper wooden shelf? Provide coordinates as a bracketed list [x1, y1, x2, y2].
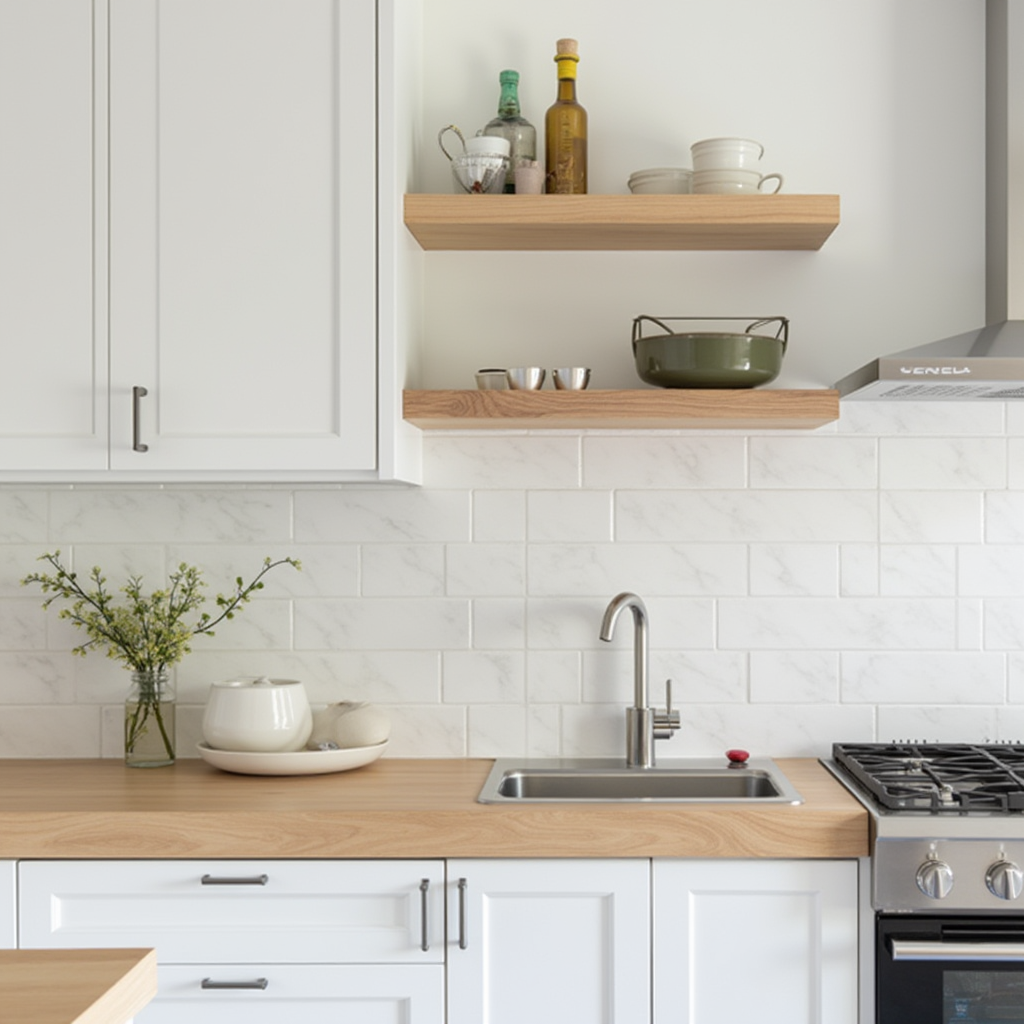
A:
[403, 194, 840, 251]
[403, 389, 840, 430]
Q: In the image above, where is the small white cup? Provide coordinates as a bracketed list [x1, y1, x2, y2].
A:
[692, 169, 783, 195]
[202, 677, 313, 753]
[691, 136, 765, 171]
[515, 161, 545, 195]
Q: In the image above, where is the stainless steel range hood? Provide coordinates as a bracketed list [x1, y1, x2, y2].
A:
[837, 0, 1024, 400]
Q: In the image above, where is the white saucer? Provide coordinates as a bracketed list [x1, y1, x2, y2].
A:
[196, 741, 387, 776]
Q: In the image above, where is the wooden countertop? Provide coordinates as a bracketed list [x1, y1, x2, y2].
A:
[0, 757, 867, 859]
[0, 948, 156, 1024]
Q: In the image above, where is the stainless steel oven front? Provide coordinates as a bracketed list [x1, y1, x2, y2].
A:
[877, 914, 1024, 1023]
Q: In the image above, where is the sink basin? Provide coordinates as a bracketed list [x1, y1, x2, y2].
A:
[477, 757, 803, 804]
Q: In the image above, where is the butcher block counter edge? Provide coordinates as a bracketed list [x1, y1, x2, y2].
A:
[0, 757, 867, 859]
[0, 948, 157, 1024]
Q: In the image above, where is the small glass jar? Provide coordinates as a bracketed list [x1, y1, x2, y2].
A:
[124, 669, 175, 767]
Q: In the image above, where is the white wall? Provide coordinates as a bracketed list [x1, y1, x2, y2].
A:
[416, 0, 985, 391]
[0, 1, 1009, 762]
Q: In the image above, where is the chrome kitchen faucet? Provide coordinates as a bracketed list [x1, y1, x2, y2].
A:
[598, 592, 680, 768]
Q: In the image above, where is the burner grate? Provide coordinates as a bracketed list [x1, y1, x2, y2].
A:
[831, 743, 1024, 813]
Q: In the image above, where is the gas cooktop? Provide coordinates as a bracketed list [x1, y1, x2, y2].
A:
[832, 742, 1024, 814]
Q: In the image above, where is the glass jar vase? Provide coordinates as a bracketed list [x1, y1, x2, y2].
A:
[124, 669, 175, 767]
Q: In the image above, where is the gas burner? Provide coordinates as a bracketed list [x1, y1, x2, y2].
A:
[831, 743, 1024, 813]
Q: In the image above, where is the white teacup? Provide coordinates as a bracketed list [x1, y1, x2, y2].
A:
[691, 136, 765, 171]
[692, 169, 784, 195]
[202, 677, 313, 753]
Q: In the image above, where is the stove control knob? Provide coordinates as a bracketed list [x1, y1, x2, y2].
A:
[916, 859, 954, 900]
[986, 860, 1024, 901]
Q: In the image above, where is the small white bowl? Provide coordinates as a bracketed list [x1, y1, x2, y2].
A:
[628, 168, 692, 195]
[202, 677, 313, 753]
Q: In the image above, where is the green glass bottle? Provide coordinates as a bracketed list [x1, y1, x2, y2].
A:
[545, 38, 587, 194]
[482, 70, 537, 193]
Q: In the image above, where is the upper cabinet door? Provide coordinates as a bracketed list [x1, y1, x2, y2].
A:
[0, 0, 108, 471]
[108, 0, 377, 473]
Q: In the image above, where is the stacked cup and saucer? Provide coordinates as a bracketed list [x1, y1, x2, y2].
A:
[690, 137, 784, 195]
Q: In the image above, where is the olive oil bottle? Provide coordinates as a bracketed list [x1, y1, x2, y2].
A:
[544, 38, 587, 194]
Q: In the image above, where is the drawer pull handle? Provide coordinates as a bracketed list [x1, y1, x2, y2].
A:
[420, 878, 430, 952]
[200, 873, 269, 886]
[201, 978, 269, 990]
[458, 877, 468, 950]
[132, 386, 149, 453]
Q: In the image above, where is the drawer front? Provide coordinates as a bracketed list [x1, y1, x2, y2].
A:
[141, 964, 444, 1024]
[19, 860, 445, 964]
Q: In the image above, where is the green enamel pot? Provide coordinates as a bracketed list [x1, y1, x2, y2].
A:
[631, 315, 788, 389]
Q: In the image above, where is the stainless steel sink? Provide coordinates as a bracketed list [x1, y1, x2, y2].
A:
[477, 757, 803, 804]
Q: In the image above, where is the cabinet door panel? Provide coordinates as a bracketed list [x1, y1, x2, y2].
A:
[19, 860, 445, 964]
[0, 0, 107, 470]
[653, 859, 858, 1024]
[448, 858, 650, 1024]
[142, 965, 443, 1024]
[109, 0, 376, 472]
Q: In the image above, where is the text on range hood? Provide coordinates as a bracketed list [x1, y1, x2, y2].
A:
[837, 0, 1024, 400]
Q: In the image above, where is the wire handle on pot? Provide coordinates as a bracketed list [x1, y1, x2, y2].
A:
[631, 315, 789, 354]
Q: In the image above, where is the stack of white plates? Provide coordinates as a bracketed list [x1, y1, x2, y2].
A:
[627, 167, 693, 195]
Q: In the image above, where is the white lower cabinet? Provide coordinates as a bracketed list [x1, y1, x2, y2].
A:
[653, 859, 859, 1024]
[14, 856, 859, 1023]
[446, 858, 651, 1024]
[0, 860, 13, 948]
[18, 859, 445, 1024]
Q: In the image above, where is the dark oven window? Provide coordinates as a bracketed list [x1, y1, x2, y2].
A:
[878, 916, 1024, 1024]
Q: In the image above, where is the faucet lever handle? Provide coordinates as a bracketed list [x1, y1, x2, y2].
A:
[654, 678, 681, 739]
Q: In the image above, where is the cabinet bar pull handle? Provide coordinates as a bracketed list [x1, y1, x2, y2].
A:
[200, 873, 269, 886]
[132, 386, 149, 452]
[201, 978, 269, 990]
[420, 878, 430, 952]
[458, 876, 468, 950]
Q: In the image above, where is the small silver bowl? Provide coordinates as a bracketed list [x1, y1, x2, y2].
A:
[553, 367, 591, 390]
[506, 367, 546, 390]
[476, 368, 508, 390]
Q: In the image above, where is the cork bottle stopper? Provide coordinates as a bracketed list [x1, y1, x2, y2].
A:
[555, 38, 579, 58]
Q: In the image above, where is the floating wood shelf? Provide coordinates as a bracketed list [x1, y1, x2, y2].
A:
[403, 194, 840, 251]
[403, 389, 840, 430]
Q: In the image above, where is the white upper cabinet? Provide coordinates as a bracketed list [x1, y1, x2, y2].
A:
[109, 0, 376, 475]
[0, 1, 107, 471]
[0, 0, 416, 481]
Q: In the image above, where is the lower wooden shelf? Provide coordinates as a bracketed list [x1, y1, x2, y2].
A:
[402, 389, 840, 430]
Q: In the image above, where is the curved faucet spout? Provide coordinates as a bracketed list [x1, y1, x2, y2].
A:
[599, 592, 649, 712]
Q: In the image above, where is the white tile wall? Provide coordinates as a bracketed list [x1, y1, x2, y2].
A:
[6, 401, 1024, 761]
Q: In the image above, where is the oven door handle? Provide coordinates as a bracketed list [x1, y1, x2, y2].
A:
[891, 939, 1024, 962]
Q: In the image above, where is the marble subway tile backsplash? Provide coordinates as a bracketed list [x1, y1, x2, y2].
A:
[6, 401, 1024, 760]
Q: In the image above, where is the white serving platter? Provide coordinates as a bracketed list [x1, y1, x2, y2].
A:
[196, 740, 387, 776]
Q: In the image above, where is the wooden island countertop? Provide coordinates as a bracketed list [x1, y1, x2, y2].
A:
[0, 757, 867, 860]
[0, 948, 156, 1024]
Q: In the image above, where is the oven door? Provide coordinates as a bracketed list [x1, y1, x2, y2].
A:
[878, 915, 1024, 1023]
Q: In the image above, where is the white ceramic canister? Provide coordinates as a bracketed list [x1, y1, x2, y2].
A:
[202, 677, 313, 752]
